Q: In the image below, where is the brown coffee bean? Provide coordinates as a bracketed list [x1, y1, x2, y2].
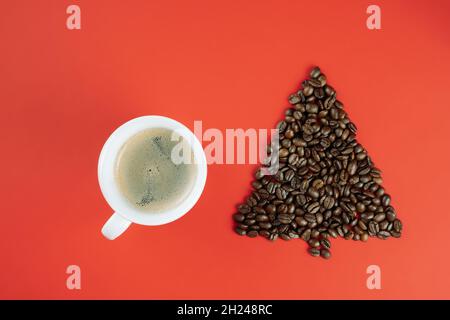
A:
[247, 230, 258, 238]
[374, 213, 386, 222]
[320, 238, 331, 249]
[243, 219, 256, 226]
[238, 204, 251, 214]
[301, 229, 312, 241]
[306, 103, 319, 113]
[304, 213, 316, 223]
[358, 220, 367, 230]
[256, 214, 269, 222]
[308, 247, 321, 257]
[328, 228, 338, 238]
[377, 231, 390, 239]
[278, 213, 292, 224]
[347, 160, 358, 176]
[303, 86, 314, 96]
[310, 67, 321, 79]
[379, 220, 389, 230]
[312, 178, 324, 189]
[368, 221, 379, 235]
[233, 213, 245, 222]
[323, 196, 335, 209]
[356, 202, 366, 213]
[307, 202, 320, 214]
[308, 239, 320, 248]
[381, 194, 391, 207]
[320, 249, 331, 259]
[386, 210, 396, 222]
[288, 153, 299, 165]
[308, 187, 320, 199]
[235, 227, 246, 236]
[285, 130, 294, 139]
[360, 232, 369, 242]
[393, 219, 402, 232]
[316, 213, 324, 224]
[259, 222, 272, 229]
[277, 204, 288, 214]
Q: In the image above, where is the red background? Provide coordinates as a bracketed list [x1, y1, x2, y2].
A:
[1, 0, 450, 299]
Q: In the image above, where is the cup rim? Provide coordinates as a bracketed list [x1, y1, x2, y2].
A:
[98, 115, 207, 226]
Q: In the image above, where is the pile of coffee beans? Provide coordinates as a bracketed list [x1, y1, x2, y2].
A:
[233, 66, 402, 259]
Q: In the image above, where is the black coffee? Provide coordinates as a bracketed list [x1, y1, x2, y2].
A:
[115, 128, 197, 213]
[233, 66, 402, 259]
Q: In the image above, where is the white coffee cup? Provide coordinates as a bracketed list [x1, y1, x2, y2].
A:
[98, 116, 207, 240]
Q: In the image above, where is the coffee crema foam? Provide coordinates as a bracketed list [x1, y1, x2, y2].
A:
[114, 128, 198, 213]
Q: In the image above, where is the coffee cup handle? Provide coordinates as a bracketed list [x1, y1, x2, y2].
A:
[101, 212, 132, 240]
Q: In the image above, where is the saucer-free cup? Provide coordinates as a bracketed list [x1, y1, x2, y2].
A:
[98, 116, 207, 240]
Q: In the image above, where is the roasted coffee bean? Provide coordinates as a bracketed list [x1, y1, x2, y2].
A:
[258, 230, 270, 238]
[379, 220, 389, 230]
[328, 228, 338, 238]
[233, 213, 245, 222]
[320, 249, 331, 259]
[306, 103, 319, 113]
[311, 229, 321, 238]
[360, 232, 369, 242]
[289, 94, 301, 104]
[254, 206, 266, 214]
[307, 202, 321, 214]
[356, 202, 366, 213]
[323, 196, 335, 209]
[381, 194, 391, 207]
[279, 148, 289, 158]
[265, 204, 276, 215]
[312, 178, 325, 189]
[256, 214, 269, 222]
[393, 219, 402, 232]
[238, 204, 251, 214]
[316, 213, 324, 224]
[386, 210, 396, 222]
[279, 233, 290, 241]
[358, 220, 367, 230]
[310, 67, 321, 79]
[258, 189, 270, 199]
[308, 239, 320, 248]
[247, 230, 258, 238]
[308, 187, 320, 199]
[235, 227, 246, 236]
[303, 86, 314, 97]
[320, 238, 331, 249]
[373, 213, 386, 223]
[304, 213, 316, 223]
[344, 231, 354, 240]
[368, 221, 379, 235]
[390, 231, 401, 238]
[259, 222, 272, 229]
[243, 219, 256, 226]
[347, 160, 358, 176]
[377, 231, 390, 239]
[308, 247, 321, 257]
[278, 213, 292, 224]
[269, 233, 278, 241]
[288, 153, 299, 165]
[301, 228, 312, 241]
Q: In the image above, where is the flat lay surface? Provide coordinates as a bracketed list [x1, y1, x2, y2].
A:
[1, 0, 450, 299]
